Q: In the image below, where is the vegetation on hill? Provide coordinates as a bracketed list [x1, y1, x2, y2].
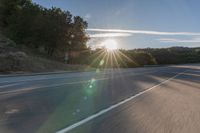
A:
[0, 33, 92, 73]
[0, 0, 200, 73]
[135, 47, 200, 64]
[88, 47, 200, 68]
[0, 0, 89, 61]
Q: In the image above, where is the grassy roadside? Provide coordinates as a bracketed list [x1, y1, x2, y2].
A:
[0, 33, 93, 74]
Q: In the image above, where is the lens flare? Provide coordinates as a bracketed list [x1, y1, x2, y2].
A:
[101, 39, 118, 51]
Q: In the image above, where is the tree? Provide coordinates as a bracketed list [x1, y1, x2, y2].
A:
[0, 0, 89, 61]
[67, 16, 89, 63]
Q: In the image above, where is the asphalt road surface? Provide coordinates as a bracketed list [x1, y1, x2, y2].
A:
[0, 64, 200, 133]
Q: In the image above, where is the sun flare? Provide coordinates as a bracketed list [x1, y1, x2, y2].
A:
[101, 39, 118, 51]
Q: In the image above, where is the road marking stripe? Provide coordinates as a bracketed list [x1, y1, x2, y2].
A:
[181, 72, 200, 77]
[0, 79, 102, 95]
[0, 83, 23, 89]
[187, 70, 200, 73]
[0, 68, 166, 84]
[56, 70, 186, 133]
[0, 71, 159, 95]
[0, 70, 118, 84]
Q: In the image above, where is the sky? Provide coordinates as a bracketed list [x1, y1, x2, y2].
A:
[32, 0, 200, 49]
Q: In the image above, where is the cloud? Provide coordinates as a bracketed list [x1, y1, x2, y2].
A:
[89, 33, 132, 38]
[87, 28, 200, 36]
[84, 14, 91, 20]
[158, 37, 200, 43]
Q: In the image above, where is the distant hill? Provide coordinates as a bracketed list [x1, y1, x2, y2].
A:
[133, 47, 200, 64]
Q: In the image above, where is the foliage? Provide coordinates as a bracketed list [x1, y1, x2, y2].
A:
[137, 47, 200, 64]
[0, 0, 89, 59]
[87, 47, 200, 68]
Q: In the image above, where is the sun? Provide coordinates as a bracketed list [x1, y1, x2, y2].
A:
[101, 39, 118, 51]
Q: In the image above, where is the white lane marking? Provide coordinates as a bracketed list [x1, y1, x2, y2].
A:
[0, 83, 23, 89]
[0, 71, 108, 84]
[0, 70, 120, 84]
[186, 70, 200, 73]
[0, 79, 102, 95]
[5, 109, 19, 114]
[56, 70, 186, 133]
[0, 68, 166, 84]
[0, 71, 159, 95]
[0, 74, 92, 84]
[181, 73, 200, 77]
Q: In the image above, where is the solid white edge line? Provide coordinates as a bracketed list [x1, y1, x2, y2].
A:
[56, 70, 187, 133]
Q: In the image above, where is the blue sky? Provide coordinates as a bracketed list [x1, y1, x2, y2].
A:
[32, 0, 200, 49]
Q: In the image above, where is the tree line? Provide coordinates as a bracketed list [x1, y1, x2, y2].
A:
[88, 47, 200, 68]
[138, 47, 200, 65]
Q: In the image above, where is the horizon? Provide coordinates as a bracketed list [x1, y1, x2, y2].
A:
[32, 0, 200, 49]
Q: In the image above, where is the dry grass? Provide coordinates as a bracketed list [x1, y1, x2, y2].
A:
[0, 33, 93, 74]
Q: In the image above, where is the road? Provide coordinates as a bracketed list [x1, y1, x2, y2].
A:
[0, 64, 200, 133]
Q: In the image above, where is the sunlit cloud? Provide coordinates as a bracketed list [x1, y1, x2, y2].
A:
[158, 37, 200, 43]
[89, 33, 132, 38]
[87, 28, 200, 36]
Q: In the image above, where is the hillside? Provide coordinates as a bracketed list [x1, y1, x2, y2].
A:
[0, 33, 91, 74]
